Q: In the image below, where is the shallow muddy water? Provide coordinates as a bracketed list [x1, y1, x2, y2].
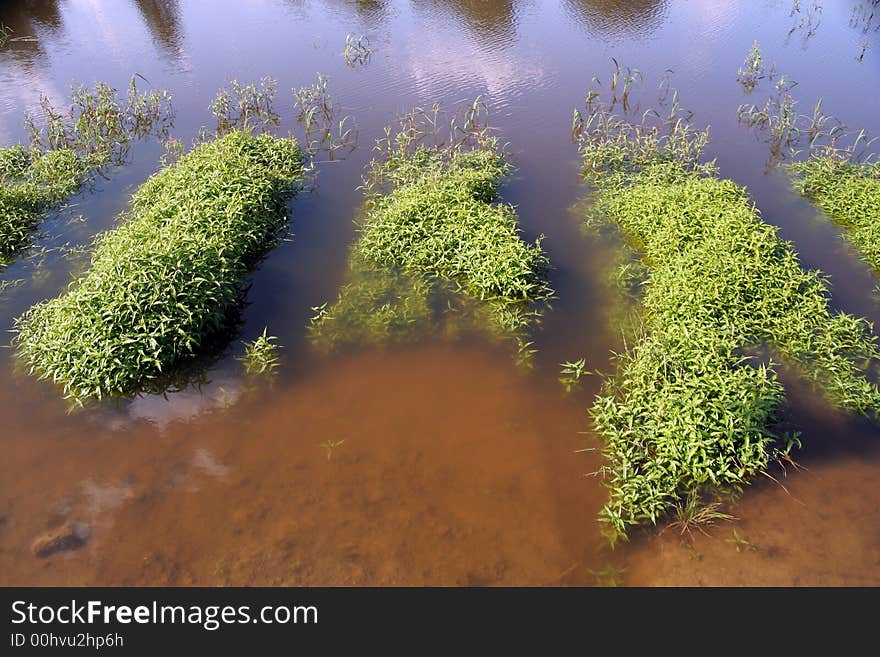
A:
[1, 0, 879, 586]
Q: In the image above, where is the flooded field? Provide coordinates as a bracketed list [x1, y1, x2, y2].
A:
[1, 0, 879, 586]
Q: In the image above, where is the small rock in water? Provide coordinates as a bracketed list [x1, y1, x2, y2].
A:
[31, 522, 90, 558]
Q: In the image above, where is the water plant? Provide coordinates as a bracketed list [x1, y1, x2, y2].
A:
[735, 60, 880, 285]
[292, 74, 358, 160]
[0, 146, 87, 265]
[725, 528, 757, 552]
[736, 66, 876, 170]
[0, 23, 12, 49]
[790, 155, 880, 292]
[24, 76, 173, 168]
[576, 80, 880, 542]
[311, 103, 552, 363]
[210, 77, 279, 137]
[343, 34, 372, 68]
[238, 328, 282, 377]
[850, 0, 880, 33]
[320, 439, 345, 461]
[737, 41, 768, 92]
[14, 130, 305, 402]
[0, 78, 174, 266]
[788, 1, 823, 43]
[559, 357, 589, 393]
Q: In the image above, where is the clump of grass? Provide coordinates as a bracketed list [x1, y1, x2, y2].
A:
[14, 130, 305, 403]
[576, 80, 880, 541]
[343, 34, 372, 68]
[0, 78, 174, 266]
[310, 103, 552, 363]
[790, 155, 880, 290]
[0, 147, 87, 265]
[238, 328, 282, 377]
[209, 77, 279, 137]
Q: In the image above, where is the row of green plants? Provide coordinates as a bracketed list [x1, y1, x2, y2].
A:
[5, 63, 880, 547]
[310, 103, 553, 364]
[0, 77, 173, 267]
[575, 80, 880, 541]
[14, 130, 305, 403]
[735, 42, 880, 295]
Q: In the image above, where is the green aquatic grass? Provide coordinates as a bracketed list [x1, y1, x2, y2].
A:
[790, 155, 880, 289]
[0, 147, 86, 264]
[578, 98, 880, 541]
[311, 114, 552, 362]
[14, 130, 305, 403]
[238, 328, 282, 377]
[360, 145, 552, 305]
[1, 79, 173, 267]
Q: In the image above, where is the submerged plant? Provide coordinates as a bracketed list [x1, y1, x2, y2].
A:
[24, 76, 174, 168]
[737, 41, 767, 92]
[0, 23, 12, 49]
[725, 528, 758, 552]
[576, 79, 880, 541]
[559, 357, 589, 393]
[0, 147, 87, 265]
[310, 103, 552, 363]
[14, 130, 305, 403]
[343, 34, 372, 68]
[790, 155, 880, 292]
[736, 66, 876, 170]
[320, 439, 345, 461]
[292, 74, 358, 160]
[238, 328, 282, 377]
[788, 1, 823, 43]
[664, 498, 735, 542]
[0, 78, 174, 267]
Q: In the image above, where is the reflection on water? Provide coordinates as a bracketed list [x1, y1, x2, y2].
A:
[0, 0, 879, 586]
[133, 0, 184, 62]
[413, 0, 519, 42]
[563, 0, 669, 38]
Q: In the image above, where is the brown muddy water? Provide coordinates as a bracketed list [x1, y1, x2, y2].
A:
[1, 0, 879, 586]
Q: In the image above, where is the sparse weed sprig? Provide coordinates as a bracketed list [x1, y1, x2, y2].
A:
[238, 327, 282, 377]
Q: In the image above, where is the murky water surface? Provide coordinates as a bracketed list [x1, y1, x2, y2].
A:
[1, 0, 878, 585]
